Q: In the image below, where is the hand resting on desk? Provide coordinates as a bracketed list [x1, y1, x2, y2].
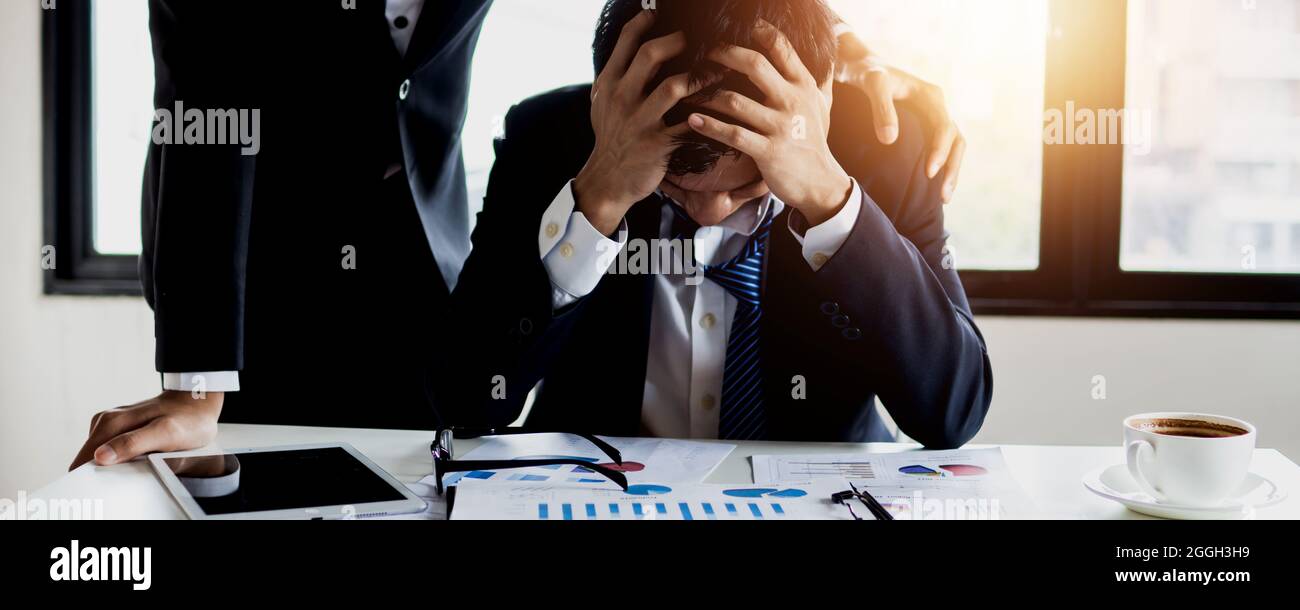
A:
[69, 391, 223, 470]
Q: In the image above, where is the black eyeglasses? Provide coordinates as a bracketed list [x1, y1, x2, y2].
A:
[831, 482, 895, 521]
[430, 428, 630, 496]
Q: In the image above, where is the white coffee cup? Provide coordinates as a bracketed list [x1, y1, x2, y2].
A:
[1123, 412, 1255, 507]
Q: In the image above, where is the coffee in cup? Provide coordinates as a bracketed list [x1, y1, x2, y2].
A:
[1123, 412, 1255, 507]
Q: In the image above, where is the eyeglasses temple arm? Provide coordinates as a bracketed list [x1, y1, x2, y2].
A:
[437, 458, 629, 491]
[445, 429, 624, 465]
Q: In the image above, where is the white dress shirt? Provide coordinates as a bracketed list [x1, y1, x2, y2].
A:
[162, 0, 427, 393]
[385, 0, 425, 56]
[539, 180, 863, 438]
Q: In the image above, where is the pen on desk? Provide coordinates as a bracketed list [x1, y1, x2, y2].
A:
[850, 481, 894, 521]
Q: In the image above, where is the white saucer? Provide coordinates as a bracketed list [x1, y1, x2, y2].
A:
[1083, 464, 1285, 520]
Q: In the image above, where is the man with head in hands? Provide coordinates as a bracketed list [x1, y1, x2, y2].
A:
[439, 0, 992, 446]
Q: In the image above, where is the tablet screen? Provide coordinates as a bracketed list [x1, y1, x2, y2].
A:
[162, 447, 407, 516]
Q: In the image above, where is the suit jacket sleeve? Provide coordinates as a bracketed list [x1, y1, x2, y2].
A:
[813, 113, 993, 449]
[142, 0, 257, 373]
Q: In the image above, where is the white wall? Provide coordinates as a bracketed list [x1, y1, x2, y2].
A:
[0, 0, 160, 500]
[972, 317, 1299, 456]
[2, 0, 1297, 500]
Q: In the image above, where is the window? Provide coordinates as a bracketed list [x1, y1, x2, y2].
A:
[1080, 0, 1300, 316]
[92, 0, 153, 256]
[463, 1, 608, 210]
[828, 0, 1048, 271]
[1122, 0, 1300, 274]
[45, 0, 1300, 316]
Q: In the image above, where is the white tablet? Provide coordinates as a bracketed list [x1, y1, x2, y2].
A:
[149, 443, 426, 520]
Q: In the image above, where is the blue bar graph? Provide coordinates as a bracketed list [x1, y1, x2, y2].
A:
[531, 496, 802, 521]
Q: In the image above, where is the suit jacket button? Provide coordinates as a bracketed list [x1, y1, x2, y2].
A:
[399, 79, 411, 100]
[831, 314, 851, 329]
[820, 301, 840, 316]
[842, 328, 863, 341]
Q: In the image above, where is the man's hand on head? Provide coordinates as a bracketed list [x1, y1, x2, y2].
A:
[687, 20, 854, 228]
[574, 10, 719, 236]
[835, 31, 966, 204]
[69, 390, 224, 471]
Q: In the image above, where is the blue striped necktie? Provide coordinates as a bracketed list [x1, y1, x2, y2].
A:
[669, 201, 774, 441]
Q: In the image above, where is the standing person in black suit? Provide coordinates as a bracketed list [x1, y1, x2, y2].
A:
[440, 0, 992, 446]
[71, 0, 971, 469]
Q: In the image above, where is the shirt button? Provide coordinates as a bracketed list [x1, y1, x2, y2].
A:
[544, 222, 560, 239]
[701, 395, 717, 410]
[559, 243, 575, 258]
[398, 79, 411, 100]
[700, 313, 717, 330]
[812, 253, 830, 267]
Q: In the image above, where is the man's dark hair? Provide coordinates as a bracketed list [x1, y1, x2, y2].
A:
[593, 0, 838, 176]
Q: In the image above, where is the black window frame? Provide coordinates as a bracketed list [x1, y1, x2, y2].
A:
[43, 0, 141, 296]
[43, 0, 1300, 316]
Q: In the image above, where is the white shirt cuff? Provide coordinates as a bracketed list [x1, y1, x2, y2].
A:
[788, 179, 864, 272]
[162, 371, 240, 393]
[539, 181, 628, 308]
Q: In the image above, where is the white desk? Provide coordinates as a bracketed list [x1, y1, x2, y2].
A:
[33, 423, 1300, 520]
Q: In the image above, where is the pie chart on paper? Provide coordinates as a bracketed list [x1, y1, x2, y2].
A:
[898, 464, 988, 477]
[939, 464, 988, 477]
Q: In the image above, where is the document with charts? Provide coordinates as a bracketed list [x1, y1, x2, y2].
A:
[440, 434, 734, 489]
[450, 479, 856, 520]
[751, 448, 1040, 519]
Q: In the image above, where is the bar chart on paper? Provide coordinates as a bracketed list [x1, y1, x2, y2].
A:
[450, 480, 854, 520]
[769, 459, 877, 480]
[535, 499, 789, 521]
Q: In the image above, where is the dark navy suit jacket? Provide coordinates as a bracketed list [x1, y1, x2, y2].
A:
[439, 83, 992, 447]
